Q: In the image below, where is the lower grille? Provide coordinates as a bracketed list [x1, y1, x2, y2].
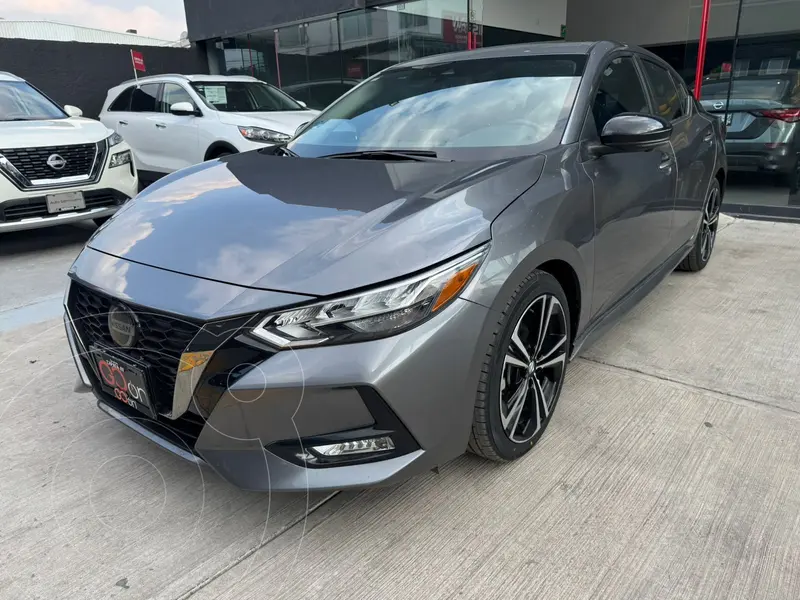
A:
[0, 189, 125, 223]
[68, 282, 202, 414]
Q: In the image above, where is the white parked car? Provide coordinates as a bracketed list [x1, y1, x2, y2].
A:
[0, 72, 138, 233]
[99, 74, 320, 184]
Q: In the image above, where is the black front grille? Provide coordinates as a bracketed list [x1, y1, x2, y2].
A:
[0, 189, 124, 223]
[69, 283, 202, 414]
[2, 143, 98, 180]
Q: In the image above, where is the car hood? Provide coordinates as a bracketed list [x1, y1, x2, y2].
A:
[87, 151, 545, 296]
[218, 110, 320, 134]
[0, 117, 110, 148]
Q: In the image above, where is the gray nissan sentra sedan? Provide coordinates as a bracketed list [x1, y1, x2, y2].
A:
[64, 41, 726, 491]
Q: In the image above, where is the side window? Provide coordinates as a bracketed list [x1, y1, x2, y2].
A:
[161, 83, 195, 113]
[642, 60, 683, 122]
[108, 87, 133, 112]
[592, 56, 651, 133]
[130, 83, 160, 112]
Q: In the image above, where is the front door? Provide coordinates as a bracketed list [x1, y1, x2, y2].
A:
[152, 83, 201, 173]
[583, 55, 676, 319]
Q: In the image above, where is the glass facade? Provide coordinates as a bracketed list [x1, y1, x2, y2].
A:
[207, 0, 561, 110]
[201, 0, 800, 215]
[643, 0, 800, 214]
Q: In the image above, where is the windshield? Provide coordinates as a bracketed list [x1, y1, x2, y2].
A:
[702, 77, 792, 101]
[288, 55, 585, 160]
[191, 81, 305, 112]
[0, 81, 66, 121]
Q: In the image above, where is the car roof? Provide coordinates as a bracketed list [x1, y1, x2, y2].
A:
[0, 71, 24, 82]
[392, 40, 626, 70]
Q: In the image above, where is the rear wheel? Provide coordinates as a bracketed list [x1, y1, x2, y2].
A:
[677, 179, 721, 272]
[468, 271, 570, 462]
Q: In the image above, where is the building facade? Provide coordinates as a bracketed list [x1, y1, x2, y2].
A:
[185, 0, 800, 215]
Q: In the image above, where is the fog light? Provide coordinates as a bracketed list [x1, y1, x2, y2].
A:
[312, 436, 395, 457]
[109, 150, 132, 168]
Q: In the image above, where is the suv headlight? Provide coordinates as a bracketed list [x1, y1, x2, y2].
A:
[107, 132, 124, 147]
[239, 126, 291, 144]
[251, 245, 489, 349]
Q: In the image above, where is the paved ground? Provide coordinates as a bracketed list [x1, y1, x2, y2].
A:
[0, 216, 798, 600]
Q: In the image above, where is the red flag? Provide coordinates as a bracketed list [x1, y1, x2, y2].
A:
[131, 50, 146, 72]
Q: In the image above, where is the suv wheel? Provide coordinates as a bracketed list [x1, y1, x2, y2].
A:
[468, 270, 570, 462]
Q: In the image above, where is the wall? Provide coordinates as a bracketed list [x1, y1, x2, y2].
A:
[184, 0, 364, 41]
[0, 39, 208, 119]
[566, 0, 800, 46]
[479, 0, 567, 38]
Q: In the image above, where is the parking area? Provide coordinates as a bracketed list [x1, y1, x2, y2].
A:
[1, 215, 799, 600]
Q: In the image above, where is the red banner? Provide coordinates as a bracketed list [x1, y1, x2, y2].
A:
[131, 50, 146, 72]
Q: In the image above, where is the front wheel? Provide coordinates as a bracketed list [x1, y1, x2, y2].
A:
[468, 270, 570, 462]
[677, 179, 721, 272]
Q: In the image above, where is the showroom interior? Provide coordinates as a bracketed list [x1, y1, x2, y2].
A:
[183, 0, 800, 216]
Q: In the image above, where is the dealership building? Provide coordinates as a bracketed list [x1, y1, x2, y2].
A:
[183, 0, 800, 214]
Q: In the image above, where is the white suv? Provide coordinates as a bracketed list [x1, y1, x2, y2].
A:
[99, 74, 320, 183]
[0, 72, 138, 233]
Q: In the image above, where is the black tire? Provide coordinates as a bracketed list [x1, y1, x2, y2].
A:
[93, 217, 111, 228]
[677, 178, 721, 273]
[468, 270, 571, 462]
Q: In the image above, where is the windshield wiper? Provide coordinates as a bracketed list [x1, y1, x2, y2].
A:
[320, 150, 452, 162]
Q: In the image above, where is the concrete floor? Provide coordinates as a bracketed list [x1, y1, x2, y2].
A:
[0, 216, 798, 600]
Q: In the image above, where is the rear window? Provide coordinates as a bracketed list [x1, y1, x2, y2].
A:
[703, 78, 790, 101]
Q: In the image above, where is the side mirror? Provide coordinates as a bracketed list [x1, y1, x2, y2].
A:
[297, 100, 308, 108]
[598, 114, 672, 153]
[64, 105, 83, 118]
[170, 101, 197, 116]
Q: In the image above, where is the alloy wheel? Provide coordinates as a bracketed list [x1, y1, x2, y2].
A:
[500, 294, 568, 444]
[700, 185, 721, 262]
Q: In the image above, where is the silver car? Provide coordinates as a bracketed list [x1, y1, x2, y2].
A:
[64, 41, 725, 491]
[701, 71, 800, 192]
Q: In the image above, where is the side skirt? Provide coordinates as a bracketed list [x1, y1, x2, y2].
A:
[570, 242, 693, 359]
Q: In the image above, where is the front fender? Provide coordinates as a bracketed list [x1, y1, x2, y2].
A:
[462, 154, 595, 341]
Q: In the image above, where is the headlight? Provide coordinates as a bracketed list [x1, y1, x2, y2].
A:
[238, 126, 291, 143]
[107, 132, 124, 147]
[251, 245, 489, 349]
[109, 150, 132, 168]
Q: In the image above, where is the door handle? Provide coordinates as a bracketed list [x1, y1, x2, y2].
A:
[659, 155, 675, 170]
[118, 120, 128, 126]
[155, 123, 167, 129]
[703, 130, 714, 143]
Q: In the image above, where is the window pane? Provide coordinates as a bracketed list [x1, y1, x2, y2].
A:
[191, 81, 303, 112]
[109, 87, 133, 112]
[131, 84, 159, 112]
[290, 55, 584, 157]
[162, 84, 194, 112]
[0, 81, 65, 120]
[642, 60, 683, 121]
[592, 57, 650, 131]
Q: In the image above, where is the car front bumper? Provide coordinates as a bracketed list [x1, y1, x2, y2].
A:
[64, 250, 491, 492]
[0, 142, 139, 233]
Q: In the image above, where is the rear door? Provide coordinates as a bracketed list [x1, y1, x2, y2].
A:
[151, 83, 201, 173]
[101, 86, 134, 133]
[582, 54, 676, 319]
[639, 57, 713, 251]
[126, 83, 164, 173]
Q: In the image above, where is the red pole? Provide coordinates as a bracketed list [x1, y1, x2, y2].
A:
[694, 0, 712, 99]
